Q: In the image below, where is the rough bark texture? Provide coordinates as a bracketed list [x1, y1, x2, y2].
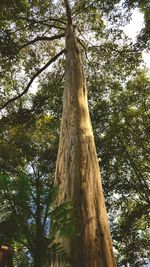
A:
[55, 24, 116, 267]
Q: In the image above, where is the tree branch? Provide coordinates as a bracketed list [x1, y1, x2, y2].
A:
[14, 16, 66, 30]
[0, 16, 66, 30]
[0, 49, 65, 110]
[14, 15, 67, 25]
[0, 15, 66, 25]
[20, 33, 65, 50]
[73, 1, 96, 19]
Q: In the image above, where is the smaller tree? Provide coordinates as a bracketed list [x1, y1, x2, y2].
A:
[0, 170, 74, 267]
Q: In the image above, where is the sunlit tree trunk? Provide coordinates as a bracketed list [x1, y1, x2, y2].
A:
[55, 1, 116, 266]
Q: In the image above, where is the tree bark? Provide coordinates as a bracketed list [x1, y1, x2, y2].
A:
[55, 1, 116, 266]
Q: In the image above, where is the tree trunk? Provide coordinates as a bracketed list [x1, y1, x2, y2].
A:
[55, 2, 116, 266]
[33, 173, 44, 267]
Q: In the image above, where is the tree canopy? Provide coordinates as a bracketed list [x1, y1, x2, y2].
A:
[0, 0, 149, 266]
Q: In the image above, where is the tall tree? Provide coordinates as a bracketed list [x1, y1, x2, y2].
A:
[0, 0, 149, 266]
[55, 1, 116, 266]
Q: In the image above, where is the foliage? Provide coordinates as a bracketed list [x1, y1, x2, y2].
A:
[0, 171, 74, 266]
[89, 69, 150, 266]
[0, 0, 149, 266]
[0, 114, 74, 266]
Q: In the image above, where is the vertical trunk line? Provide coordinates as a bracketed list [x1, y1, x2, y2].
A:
[64, 0, 72, 25]
[54, 1, 117, 266]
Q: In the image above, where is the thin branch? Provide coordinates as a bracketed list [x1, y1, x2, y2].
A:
[0, 49, 65, 110]
[73, 0, 96, 19]
[20, 33, 65, 50]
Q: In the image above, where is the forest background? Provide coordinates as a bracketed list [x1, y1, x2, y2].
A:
[0, 0, 149, 266]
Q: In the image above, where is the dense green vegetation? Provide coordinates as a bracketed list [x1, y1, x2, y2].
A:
[0, 0, 149, 266]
